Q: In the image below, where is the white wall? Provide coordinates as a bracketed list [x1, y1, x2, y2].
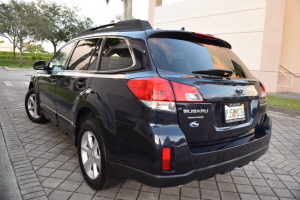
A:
[153, 0, 267, 73]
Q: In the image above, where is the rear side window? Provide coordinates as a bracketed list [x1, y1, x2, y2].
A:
[67, 38, 100, 70]
[49, 42, 75, 71]
[100, 38, 133, 71]
[148, 38, 253, 78]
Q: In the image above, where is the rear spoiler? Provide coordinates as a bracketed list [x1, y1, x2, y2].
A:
[146, 30, 231, 49]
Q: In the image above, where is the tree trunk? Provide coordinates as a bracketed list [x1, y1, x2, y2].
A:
[19, 39, 23, 68]
[13, 44, 16, 60]
[51, 41, 57, 54]
[123, 0, 132, 20]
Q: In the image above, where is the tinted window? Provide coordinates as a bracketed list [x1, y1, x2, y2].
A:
[88, 39, 102, 70]
[68, 38, 100, 70]
[148, 38, 253, 78]
[49, 42, 75, 71]
[100, 38, 133, 71]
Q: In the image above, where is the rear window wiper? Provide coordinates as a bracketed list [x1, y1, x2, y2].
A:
[192, 69, 233, 77]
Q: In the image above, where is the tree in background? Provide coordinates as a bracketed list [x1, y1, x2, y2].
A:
[0, 1, 19, 60]
[24, 43, 48, 54]
[104, 0, 132, 20]
[0, 0, 36, 67]
[34, 0, 94, 54]
[0, 41, 4, 44]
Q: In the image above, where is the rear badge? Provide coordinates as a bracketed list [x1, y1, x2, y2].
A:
[234, 86, 244, 94]
[188, 116, 204, 119]
[183, 109, 208, 114]
[189, 121, 199, 127]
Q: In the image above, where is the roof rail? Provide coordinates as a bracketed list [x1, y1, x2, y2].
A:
[75, 19, 153, 38]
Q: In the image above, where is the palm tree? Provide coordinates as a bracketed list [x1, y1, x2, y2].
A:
[105, 0, 132, 20]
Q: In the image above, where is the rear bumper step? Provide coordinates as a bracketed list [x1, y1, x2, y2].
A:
[112, 144, 269, 188]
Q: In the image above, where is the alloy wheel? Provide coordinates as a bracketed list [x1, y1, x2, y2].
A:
[81, 131, 101, 179]
[27, 94, 40, 119]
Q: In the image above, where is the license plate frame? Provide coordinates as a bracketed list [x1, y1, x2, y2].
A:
[224, 103, 245, 123]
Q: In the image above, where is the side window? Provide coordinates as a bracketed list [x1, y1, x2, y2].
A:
[87, 38, 102, 70]
[67, 38, 100, 70]
[100, 38, 133, 71]
[49, 42, 75, 71]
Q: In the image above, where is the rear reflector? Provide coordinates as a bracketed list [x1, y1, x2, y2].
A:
[260, 85, 266, 98]
[171, 81, 204, 103]
[162, 148, 171, 171]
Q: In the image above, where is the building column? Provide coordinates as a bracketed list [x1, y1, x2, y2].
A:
[148, 0, 162, 27]
[259, 0, 286, 92]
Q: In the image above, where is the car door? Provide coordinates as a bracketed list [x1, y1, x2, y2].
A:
[38, 42, 75, 121]
[55, 38, 102, 134]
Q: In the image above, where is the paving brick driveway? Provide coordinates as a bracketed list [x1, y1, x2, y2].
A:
[1, 84, 300, 200]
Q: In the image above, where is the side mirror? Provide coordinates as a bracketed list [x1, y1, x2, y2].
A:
[33, 60, 45, 70]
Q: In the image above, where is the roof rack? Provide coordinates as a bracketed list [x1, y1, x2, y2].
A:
[75, 19, 153, 38]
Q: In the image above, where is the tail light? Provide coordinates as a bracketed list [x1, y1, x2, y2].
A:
[127, 77, 176, 112]
[171, 81, 204, 103]
[260, 85, 266, 98]
[162, 147, 171, 171]
[192, 32, 217, 40]
[127, 77, 204, 112]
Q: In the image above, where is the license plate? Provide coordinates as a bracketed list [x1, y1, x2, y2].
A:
[224, 103, 245, 123]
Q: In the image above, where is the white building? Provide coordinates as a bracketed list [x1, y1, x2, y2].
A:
[148, 0, 300, 93]
[0, 43, 17, 52]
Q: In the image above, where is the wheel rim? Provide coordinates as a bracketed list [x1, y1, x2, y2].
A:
[27, 94, 40, 119]
[81, 131, 101, 179]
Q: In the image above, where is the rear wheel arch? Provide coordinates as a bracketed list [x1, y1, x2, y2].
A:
[75, 107, 96, 145]
[29, 82, 34, 90]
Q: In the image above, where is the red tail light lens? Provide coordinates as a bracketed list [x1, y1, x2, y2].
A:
[192, 32, 217, 40]
[171, 81, 204, 103]
[162, 147, 171, 171]
[127, 77, 174, 102]
[260, 85, 266, 98]
[127, 77, 205, 112]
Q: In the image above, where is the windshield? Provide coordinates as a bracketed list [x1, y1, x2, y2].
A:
[148, 38, 253, 78]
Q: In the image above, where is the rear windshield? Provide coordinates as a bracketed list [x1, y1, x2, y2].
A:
[148, 38, 253, 78]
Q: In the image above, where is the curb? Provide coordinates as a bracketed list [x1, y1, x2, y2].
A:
[4, 66, 33, 70]
[267, 105, 300, 117]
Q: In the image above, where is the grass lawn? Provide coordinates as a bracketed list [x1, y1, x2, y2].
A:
[267, 96, 300, 111]
[0, 60, 34, 69]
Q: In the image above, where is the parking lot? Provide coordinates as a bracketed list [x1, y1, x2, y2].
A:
[1, 68, 300, 200]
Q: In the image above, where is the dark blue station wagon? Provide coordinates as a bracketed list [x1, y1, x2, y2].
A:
[25, 20, 272, 190]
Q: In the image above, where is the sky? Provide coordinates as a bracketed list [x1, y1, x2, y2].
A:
[0, 0, 149, 52]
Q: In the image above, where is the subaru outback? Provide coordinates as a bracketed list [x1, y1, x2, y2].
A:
[25, 19, 271, 190]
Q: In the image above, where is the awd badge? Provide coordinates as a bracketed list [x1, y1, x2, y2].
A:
[189, 121, 199, 127]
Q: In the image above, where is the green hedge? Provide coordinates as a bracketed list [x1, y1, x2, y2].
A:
[0, 55, 52, 61]
[0, 51, 53, 57]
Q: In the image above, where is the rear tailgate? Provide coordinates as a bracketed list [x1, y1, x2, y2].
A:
[147, 35, 266, 146]
[165, 76, 262, 146]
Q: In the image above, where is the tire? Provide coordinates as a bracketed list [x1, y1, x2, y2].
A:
[25, 88, 47, 123]
[78, 118, 123, 190]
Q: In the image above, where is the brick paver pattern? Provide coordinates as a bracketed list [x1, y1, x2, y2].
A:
[0, 86, 300, 200]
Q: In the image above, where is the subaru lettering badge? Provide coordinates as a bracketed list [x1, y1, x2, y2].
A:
[189, 121, 199, 127]
[234, 86, 244, 94]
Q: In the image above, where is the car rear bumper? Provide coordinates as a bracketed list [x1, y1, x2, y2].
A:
[112, 138, 269, 188]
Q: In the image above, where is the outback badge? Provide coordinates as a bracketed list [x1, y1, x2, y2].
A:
[189, 121, 199, 127]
